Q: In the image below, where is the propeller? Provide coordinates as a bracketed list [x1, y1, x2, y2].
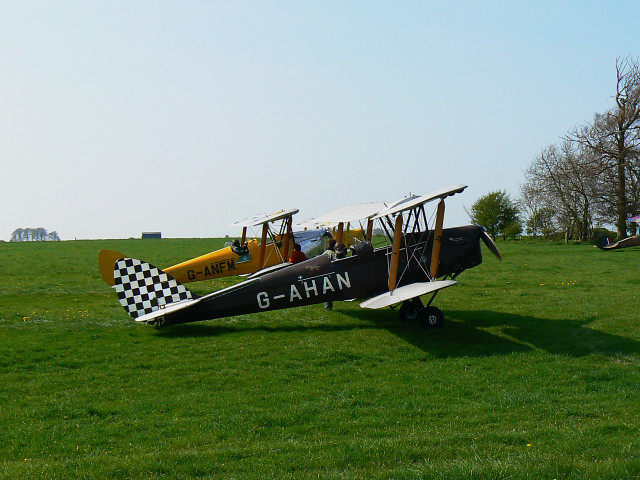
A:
[464, 204, 502, 261]
[480, 230, 502, 261]
[463, 204, 477, 225]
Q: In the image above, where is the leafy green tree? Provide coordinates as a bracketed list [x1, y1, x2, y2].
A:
[470, 190, 519, 239]
[525, 207, 556, 237]
[503, 220, 523, 239]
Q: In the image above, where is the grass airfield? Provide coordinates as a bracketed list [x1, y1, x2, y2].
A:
[1, 238, 639, 479]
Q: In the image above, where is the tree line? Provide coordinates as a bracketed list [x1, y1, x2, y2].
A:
[10, 228, 60, 242]
[472, 56, 640, 242]
[521, 55, 640, 241]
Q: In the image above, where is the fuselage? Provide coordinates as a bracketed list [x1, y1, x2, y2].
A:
[163, 229, 363, 283]
[163, 238, 286, 283]
[161, 247, 397, 326]
[159, 225, 488, 327]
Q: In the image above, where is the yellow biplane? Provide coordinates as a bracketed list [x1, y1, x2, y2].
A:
[100, 209, 308, 286]
[99, 205, 376, 287]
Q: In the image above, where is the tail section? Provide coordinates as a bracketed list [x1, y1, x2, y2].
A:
[114, 257, 196, 320]
[99, 250, 127, 286]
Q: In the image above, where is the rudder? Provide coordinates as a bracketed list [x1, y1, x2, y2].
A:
[99, 249, 126, 286]
[114, 257, 196, 319]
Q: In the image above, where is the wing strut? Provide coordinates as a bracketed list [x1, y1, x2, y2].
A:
[429, 199, 445, 278]
[336, 222, 344, 243]
[282, 215, 293, 261]
[366, 218, 374, 242]
[388, 214, 403, 291]
[259, 223, 268, 268]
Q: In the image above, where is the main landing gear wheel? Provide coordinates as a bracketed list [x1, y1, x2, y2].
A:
[420, 306, 444, 328]
[398, 299, 422, 321]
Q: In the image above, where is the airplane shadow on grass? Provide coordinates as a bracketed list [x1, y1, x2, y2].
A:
[353, 308, 640, 358]
[154, 312, 377, 340]
[156, 306, 640, 359]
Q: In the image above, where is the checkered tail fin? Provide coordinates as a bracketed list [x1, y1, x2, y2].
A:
[113, 257, 197, 319]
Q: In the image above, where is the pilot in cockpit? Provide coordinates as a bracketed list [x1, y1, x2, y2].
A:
[230, 239, 250, 256]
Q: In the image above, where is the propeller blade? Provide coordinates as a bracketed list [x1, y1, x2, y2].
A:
[463, 204, 477, 225]
[480, 231, 502, 261]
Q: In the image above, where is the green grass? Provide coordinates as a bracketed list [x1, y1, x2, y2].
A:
[1, 239, 639, 479]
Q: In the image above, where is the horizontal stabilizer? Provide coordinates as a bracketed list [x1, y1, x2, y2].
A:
[360, 280, 457, 309]
[135, 298, 203, 323]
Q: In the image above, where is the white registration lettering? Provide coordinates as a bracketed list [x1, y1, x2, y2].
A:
[336, 272, 351, 290]
[304, 280, 318, 298]
[322, 276, 335, 294]
[257, 291, 270, 309]
[290, 285, 302, 302]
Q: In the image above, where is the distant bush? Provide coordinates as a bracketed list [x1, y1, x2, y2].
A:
[10, 228, 60, 242]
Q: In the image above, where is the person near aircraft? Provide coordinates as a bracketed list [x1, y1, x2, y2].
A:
[230, 239, 250, 256]
[289, 243, 308, 264]
[323, 239, 337, 260]
[323, 239, 338, 309]
[335, 242, 347, 259]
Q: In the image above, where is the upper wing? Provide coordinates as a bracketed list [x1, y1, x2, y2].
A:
[230, 209, 299, 227]
[373, 185, 467, 219]
[296, 202, 388, 229]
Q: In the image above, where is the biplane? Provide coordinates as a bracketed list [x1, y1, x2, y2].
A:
[595, 234, 640, 250]
[105, 185, 501, 329]
[594, 215, 640, 250]
[99, 209, 333, 286]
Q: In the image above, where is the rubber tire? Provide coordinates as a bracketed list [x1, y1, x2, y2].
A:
[421, 306, 444, 328]
[398, 300, 420, 321]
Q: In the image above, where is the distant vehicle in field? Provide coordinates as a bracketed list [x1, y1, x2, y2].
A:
[104, 185, 501, 329]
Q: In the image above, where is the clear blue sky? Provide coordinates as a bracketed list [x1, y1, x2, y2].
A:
[2, 1, 638, 240]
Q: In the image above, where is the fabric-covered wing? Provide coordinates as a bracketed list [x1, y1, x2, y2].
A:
[373, 185, 467, 219]
[296, 202, 387, 229]
[359, 280, 457, 309]
[230, 209, 299, 227]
